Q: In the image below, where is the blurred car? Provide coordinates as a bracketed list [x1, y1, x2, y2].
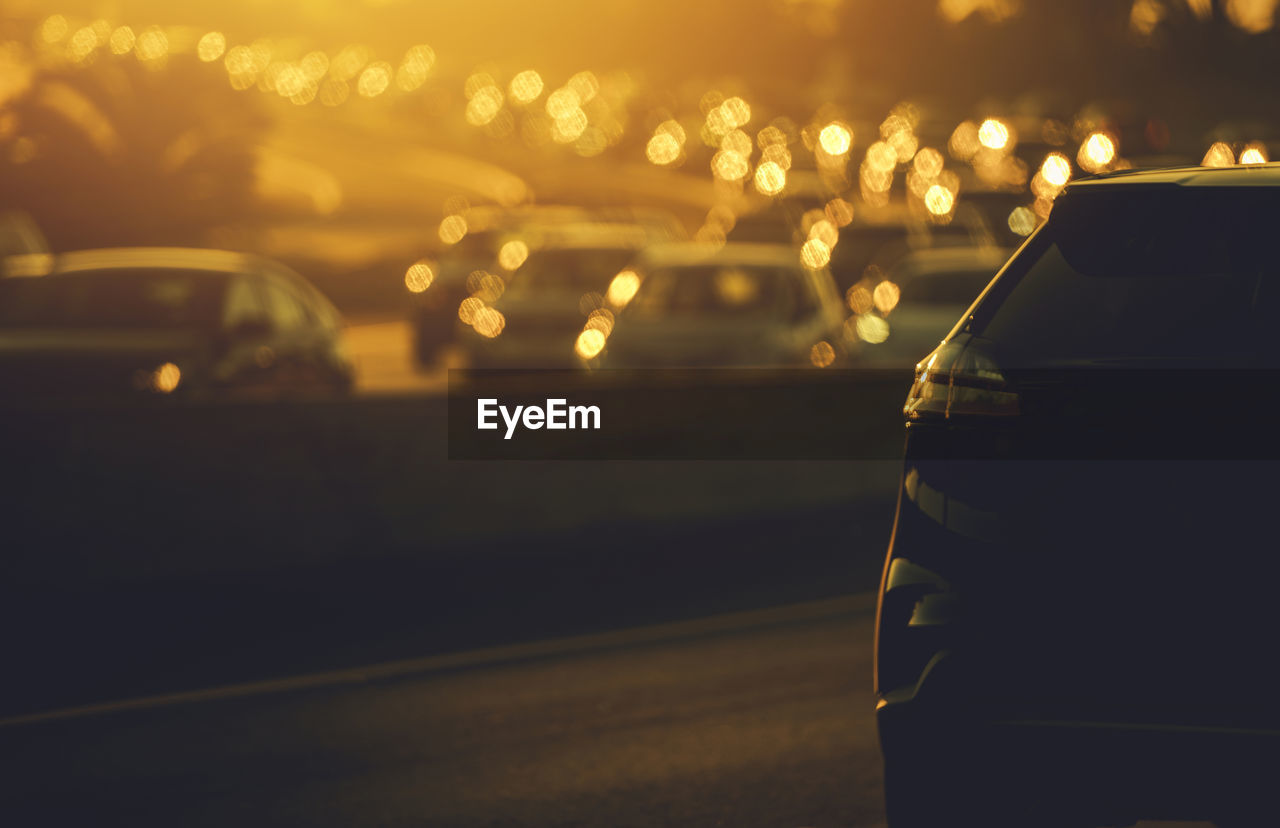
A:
[846, 245, 1011, 368]
[408, 205, 683, 365]
[729, 197, 996, 296]
[876, 164, 1280, 827]
[456, 223, 654, 368]
[0, 247, 352, 401]
[598, 242, 846, 368]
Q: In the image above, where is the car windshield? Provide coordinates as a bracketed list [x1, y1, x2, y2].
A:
[968, 188, 1276, 362]
[627, 265, 798, 319]
[0, 269, 225, 330]
[505, 247, 638, 294]
[898, 267, 997, 305]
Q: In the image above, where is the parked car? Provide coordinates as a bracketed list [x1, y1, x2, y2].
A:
[847, 245, 1011, 368]
[876, 164, 1280, 827]
[0, 247, 352, 401]
[599, 242, 847, 368]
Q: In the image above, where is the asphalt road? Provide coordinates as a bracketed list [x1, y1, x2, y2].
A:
[0, 598, 1217, 828]
[0, 598, 887, 827]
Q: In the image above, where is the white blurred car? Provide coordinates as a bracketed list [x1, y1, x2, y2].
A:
[598, 243, 847, 368]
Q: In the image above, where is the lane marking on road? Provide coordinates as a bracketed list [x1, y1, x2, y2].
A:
[0, 592, 876, 730]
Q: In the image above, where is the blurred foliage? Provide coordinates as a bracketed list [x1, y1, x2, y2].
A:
[0, 55, 269, 250]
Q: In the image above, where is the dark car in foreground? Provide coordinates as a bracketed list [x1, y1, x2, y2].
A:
[0, 247, 352, 401]
[876, 164, 1280, 827]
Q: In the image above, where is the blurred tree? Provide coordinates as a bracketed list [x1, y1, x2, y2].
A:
[0, 54, 270, 251]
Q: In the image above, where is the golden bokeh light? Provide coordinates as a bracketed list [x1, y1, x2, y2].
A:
[152, 362, 181, 394]
[575, 328, 607, 360]
[197, 31, 226, 63]
[810, 341, 836, 367]
[1008, 206, 1037, 236]
[606, 269, 641, 309]
[134, 26, 169, 63]
[949, 121, 980, 160]
[509, 70, 544, 104]
[546, 87, 581, 119]
[847, 284, 873, 314]
[924, 184, 955, 215]
[873, 280, 901, 313]
[978, 118, 1010, 150]
[472, 306, 505, 338]
[762, 142, 792, 170]
[552, 108, 589, 143]
[357, 61, 393, 97]
[646, 133, 682, 165]
[405, 261, 435, 293]
[865, 141, 897, 172]
[330, 44, 370, 82]
[712, 150, 750, 181]
[1201, 141, 1235, 167]
[913, 147, 944, 178]
[465, 85, 504, 125]
[754, 160, 787, 195]
[1240, 143, 1269, 164]
[397, 45, 436, 91]
[1079, 132, 1116, 172]
[584, 308, 615, 336]
[855, 314, 890, 344]
[800, 238, 831, 269]
[109, 26, 135, 55]
[720, 96, 752, 129]
[458, 296, 484, 325]
[818, 122, 853, 156]
[568, 70, 600, 103]
[808, 218, 838, 248]
[439, 215, 468, 245]
[497, 240, 530, 271]
[1041, 152, 1072, 187]
[825, 198, 855, 227]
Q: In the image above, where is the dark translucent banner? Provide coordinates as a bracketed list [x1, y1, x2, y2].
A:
[448, 368, 1280, 461]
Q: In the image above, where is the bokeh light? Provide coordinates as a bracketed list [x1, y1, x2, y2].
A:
[405, 261, 435, 293]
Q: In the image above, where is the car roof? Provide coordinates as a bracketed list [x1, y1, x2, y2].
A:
[1068, 162, 1280, 190]
[637, 242, 809, 270]
[888, 246, 1013, 278]
[13, 247, 258, 277]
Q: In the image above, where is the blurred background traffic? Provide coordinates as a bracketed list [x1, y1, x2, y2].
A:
[5, 0, 1280, 389]
[2, 3, 1279, 825]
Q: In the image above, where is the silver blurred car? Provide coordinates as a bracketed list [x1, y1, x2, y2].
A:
[598, 243, 847, 368]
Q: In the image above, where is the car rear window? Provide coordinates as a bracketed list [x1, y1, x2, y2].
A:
[0, 269, 225, 330]
[627, 265, 802, 319]
[504, 248, 637, 294]
[967, 187, 1276, 362]
[898, 267, 997, 305]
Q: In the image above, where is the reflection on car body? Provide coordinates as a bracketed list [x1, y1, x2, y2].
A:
[0, 247, 353, 402]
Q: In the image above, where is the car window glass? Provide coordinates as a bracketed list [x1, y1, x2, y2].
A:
[222, 276, 269, 329]
[262, 279, 307, 332]
[970, 189, 1271, 362]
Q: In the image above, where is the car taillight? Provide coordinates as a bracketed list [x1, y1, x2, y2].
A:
[904, 337, 1019, 420]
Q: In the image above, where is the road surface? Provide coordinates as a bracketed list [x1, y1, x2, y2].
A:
[0, 596, 1217, 828]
